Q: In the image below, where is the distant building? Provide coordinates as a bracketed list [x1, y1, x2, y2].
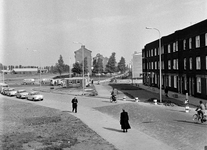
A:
[12, 68, 48, 74]
[74, 45, 92, 75]
[132, 52, 142, 79]
[142, 19, 207, 100]
[93, 53, 109, 72]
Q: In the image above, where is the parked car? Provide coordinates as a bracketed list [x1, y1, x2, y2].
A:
[3, 88, 15, 96]
[0, 83, 9, 94]
[16, 89, 28, 99]
[7, 89, 18, 96]
[27, 91, 43, 101]
[22, 79, 35, 85]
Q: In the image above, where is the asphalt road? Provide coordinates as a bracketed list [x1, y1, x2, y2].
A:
[1, 84, 207, 150]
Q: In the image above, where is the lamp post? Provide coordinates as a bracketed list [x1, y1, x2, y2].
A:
[146, 27, 162, 103]
[33, 50, 41, 87]
[73, 42, 85, 95]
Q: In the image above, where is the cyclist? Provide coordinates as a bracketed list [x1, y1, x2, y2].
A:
[196, 101, 206, 122]
[111, 88, 118, 102]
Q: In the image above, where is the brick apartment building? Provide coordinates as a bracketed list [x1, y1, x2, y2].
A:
[142, 19, 207, 100]
[74, 45, 92, 75]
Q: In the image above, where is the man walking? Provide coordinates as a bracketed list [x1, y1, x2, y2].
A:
[71, 97, 78, 113]
[120, 109, 131, 132]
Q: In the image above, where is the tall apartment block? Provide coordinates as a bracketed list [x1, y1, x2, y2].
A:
[142, 19, 207, 100]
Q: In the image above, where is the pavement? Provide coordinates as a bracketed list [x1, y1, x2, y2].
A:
[94, 79, 207, 108]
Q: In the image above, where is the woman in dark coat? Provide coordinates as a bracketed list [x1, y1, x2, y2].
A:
[120, 109, 131, 132]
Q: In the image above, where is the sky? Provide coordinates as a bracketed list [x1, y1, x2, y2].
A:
[0, 0, 207, 67]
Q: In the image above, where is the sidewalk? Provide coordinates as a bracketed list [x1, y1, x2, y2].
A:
[137, 84, 206, 107]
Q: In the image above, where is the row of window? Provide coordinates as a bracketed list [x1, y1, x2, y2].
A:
[145, 33, 207, 57]
[150, 74, 202, 94]
[143, 56, 207, 70]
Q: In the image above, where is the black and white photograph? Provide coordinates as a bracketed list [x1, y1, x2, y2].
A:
[0, 0, 207, 150]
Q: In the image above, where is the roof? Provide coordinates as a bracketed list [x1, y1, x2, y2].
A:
[12, 68, 38, 72]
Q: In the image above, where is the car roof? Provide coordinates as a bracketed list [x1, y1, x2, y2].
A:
[17, 89, 26, 92]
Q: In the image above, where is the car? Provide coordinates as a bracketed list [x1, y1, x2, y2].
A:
[26, 91, 43, 101]
[3, 88, 15, 96]
[7, 89, 18, 96]
[0, 83, 9, 94]
[22, 79, 35, 85]
[16, 89, 28, 99]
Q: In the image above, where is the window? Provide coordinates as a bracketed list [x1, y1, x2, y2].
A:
[184, 58, 186, 70]
[184, 77, 187, 90]
[162, 61, 164, 69]
[169, 76, 171, 87]
[196, 57, 201, 70]
[151, 49, 153, 56]
[161, 46, 164, 54]
[155, 61, 157, 69]
[176, 59, 178, 69]
[151, 62, 154, 69]
[189, 57, 192, 70]
[189, 38, 192, 49]
[173, 59, 176, 69]
[196, 36, 200, 48]
[168, 44, 170, 53]
[183, 40, 186, 50]
[155, 48, 157, 56]
[155, 74, 157, 84]
[206, 56, 207, 70]
[197, 77, 201, 93]
[205, 33, 207, 46]
[175, 41, 178, 51]
[174, 76, 177, 88]
[168, 60, 171, 69]
[173, 42, 176, 52]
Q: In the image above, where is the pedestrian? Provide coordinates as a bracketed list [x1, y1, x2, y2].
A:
[120, 109, 131, 132]
[71, 97, 78, 113]
[165, 86, 169, 97]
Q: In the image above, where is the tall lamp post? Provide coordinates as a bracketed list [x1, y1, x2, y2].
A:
[146, 27, 162, 103]
[73, 42, 85, 95]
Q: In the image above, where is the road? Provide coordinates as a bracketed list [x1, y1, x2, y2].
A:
[1, 85, 207, 150]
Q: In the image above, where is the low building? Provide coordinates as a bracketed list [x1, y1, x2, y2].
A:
[12, 68, 38, 74]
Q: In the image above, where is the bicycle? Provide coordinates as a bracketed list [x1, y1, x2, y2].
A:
[110, 95, 117, 103]
[193, 110, 207, 123]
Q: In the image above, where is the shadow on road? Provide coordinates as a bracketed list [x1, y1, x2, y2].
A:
[174, 120, 207, 127]
[103, 127, 123, 133]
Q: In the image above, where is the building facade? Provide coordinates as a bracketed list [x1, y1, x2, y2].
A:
[143, 19, 207, 100]
[74, 45, 92, 75]
[132, 52, 142, 79]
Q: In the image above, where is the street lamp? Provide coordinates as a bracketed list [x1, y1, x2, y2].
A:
[73, 42, 85, 95]
[146, 27, 162, 103]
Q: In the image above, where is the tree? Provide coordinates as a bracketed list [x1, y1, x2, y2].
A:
[55, 55, 65, 76]
[92, 57, 103, 74]
[105, 52, 117, 73]
[117, 57, 126, 73]
[72, 62, 82, 75]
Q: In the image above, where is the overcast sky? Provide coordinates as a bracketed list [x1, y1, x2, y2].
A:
[0, 0, 206, 67]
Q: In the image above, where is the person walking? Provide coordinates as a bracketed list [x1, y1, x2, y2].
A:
[120, 109, 131, 132]
[71, 97, 78, 113]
